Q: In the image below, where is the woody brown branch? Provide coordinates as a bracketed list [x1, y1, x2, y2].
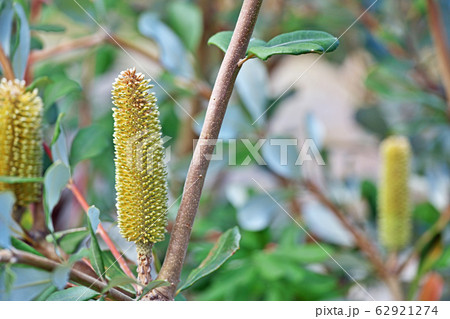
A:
[0, 249, 133, 301]
[148, 0, 263, 301]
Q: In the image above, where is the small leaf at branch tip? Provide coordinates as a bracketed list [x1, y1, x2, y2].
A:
[208, 30, 339, 61]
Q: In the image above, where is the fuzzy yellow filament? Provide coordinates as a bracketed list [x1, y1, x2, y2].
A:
[378, 136, 411, 251]
[112, 68, 168, 289]
[0, 79, 43, 206]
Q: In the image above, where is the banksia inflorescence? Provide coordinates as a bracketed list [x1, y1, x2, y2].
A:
[112, 68, 168, 288]
[0, 79, 43, 206]
[378, 136, 411, 251]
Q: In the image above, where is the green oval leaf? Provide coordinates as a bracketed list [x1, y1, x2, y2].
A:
[46, 286, 99, 301]
[207, 31, 232, 53]
[11, 237, 44, 256]
[177, 226, 241, 293]
[208, 30, 339, 61]
[248, 30, 339, 60]
[69, 125, 109, 167]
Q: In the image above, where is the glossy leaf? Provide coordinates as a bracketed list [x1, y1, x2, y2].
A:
[34, 285, 57, 301]
[70, 125, 109, 167]
[46, 286, 99, 301]
[207, 31, 233, 53]
[58, 229, 89, 254]
[208, 30, 339, 61]
[11, 237, 43, 256]
[247, 31, 339, 60]
[44, 77, 81, 110]
[178, 227, 241, 292]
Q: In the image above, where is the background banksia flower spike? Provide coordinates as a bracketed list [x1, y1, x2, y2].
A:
[378, 136, 412, 252]
[112, 68, 168, 292]
[0, 78, 43, 207]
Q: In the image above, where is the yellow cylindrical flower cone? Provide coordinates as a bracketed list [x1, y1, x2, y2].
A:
[0, 79, 43, 206]
[112, 67, 168, 247]
[378, 136, 411, 251]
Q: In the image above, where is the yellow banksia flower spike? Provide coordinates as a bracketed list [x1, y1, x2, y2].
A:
[378, 136, 411, 251]
[112, 68, 168, 289]
[0, 78, 43, 206]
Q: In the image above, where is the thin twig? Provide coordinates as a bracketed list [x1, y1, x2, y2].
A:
[305, 180, 404, 300]
[106, 34, 159, 64]
[0, 44, 15, 81]
[151, 0, 263, 301]
[29, 33, 107, 63]
[28, 33, 213, 100]
[0, 249, 133, 301]
[427, 0, 450, 116]
[397, 205, 450, 275]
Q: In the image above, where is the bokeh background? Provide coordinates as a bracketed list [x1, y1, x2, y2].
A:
[1, 0, 450, 301]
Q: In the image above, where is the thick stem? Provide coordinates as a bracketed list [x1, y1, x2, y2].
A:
[153, 0, 263, 300]
[0, 44, 14, 81]
[0, 249, 133, 301]
[135, 242, 153, 297]
[427, 0, 450, 116]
